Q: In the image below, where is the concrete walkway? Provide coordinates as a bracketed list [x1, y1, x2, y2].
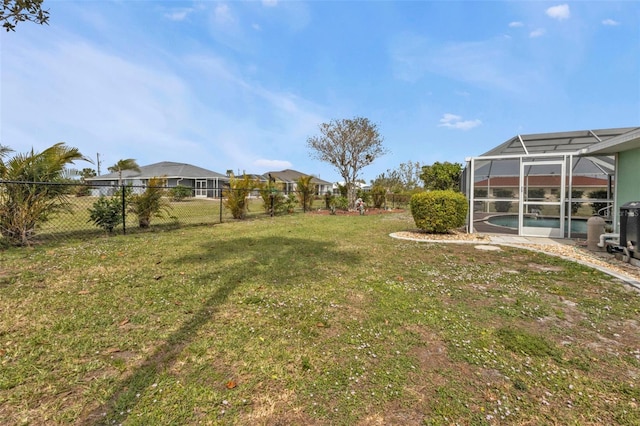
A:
[486, 235, 569, 245]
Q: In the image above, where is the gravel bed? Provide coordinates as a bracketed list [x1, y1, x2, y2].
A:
[393, 230, 490, 242]
[392, 230, 640, 285]
[519, 243, 640, 284]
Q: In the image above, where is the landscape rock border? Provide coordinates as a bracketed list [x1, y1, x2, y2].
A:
[390, 231, 640, 290]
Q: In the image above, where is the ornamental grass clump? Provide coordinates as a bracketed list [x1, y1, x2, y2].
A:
[410, 190, 467, 233]
[223, 174, 255, 219]
[129, 177, 172, 228]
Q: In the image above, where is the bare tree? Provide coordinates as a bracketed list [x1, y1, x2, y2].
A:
[371, 161, 423, 193]
[1, 0, 49, 32]
[307, 117, 387, 208]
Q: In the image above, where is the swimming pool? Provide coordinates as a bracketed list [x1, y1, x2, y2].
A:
[486, 215, 591, 234]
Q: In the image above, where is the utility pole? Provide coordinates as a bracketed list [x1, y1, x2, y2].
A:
[96, 153, 102, 175]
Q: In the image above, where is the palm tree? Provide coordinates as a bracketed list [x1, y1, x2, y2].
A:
[128, 176, 172, 228]
[0, 142, 90, 245]
[108, 158, 141, 185]
[296, 175, 316, 212]
[0, 144, 13, 175]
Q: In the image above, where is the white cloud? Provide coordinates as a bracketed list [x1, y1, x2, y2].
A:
[508, 21, 523, 28]
[214, 3, 235, 25]
[389, 34, 546, 96]
[602, 19, 620, 26]
[262, 0, 278, 7]
[438, 114, 481, 130]
[529, 28, 546, 38]
[546, 4, 570, 21]
[163, 4, 206, 22]
[165, 9, 190, 21]
[2, 38, 205, 166]
[253, 159, 292, 170]
[1, 27, 329, 176]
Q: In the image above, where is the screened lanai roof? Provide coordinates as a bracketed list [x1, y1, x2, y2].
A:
[473, 127, 640, 178]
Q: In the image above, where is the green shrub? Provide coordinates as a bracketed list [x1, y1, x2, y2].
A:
[569, 189, 584, 215]
[589, 189, 610, 216]
[169, 185, 192, 201]
[333, 196, 349, 211]
[410, 190, 468, 233]
[336, 183, 348, 198]
[295, 175, 316, 211]
[473, 188, 488, 212]
[527, 188, 545, 213]
[494, 189, 513, 213]
[356, 188, 371, 206]
[129, 177, 172, 228]
[74, 184, 92, 197]
[474, 188, 488, 198]
[370, 185, 386, 208]
[284, 193, 298, 213]
[258, 183, 288, 216]
[223, 175, 255, 219]
[324, 192, 334, 209]
[88, 195, 123, 233]
[389, 192, 411, 208]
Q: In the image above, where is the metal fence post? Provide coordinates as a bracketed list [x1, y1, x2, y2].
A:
[121, 184, 127, 235]
[270, 193, 274, 217]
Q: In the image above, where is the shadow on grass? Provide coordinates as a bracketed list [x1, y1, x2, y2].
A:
[81, 234, 360, 425]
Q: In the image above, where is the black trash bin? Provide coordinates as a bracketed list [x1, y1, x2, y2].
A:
[619, 201, 640, 255]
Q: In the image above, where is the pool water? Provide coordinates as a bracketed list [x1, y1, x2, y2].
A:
[487, 215, 590, 234]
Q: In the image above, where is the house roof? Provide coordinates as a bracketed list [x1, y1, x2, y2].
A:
[579, 127, 640, 155]
[89, 161, 228, 181]
[241, 174, 268, 182]
[265, 169, 332, 185]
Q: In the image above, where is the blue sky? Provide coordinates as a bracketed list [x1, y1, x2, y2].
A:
[1, 1, 638, 183]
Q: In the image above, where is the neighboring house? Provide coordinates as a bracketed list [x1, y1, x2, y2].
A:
[579, 127, 640, 233]
[473, 175, 609, 200]
[333, 181, 371, 195]
[265, 169, 333, 195]
[236, 173, 268, 198]
[87, 161, 229, 198]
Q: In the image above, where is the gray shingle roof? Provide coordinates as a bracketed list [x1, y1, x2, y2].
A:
[266, 169, 332, 185]
[90, 161, 227, 180]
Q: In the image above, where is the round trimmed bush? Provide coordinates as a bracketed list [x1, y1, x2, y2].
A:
[410, 190, 468, 233]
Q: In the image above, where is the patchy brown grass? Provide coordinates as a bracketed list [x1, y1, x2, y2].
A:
[1, 212, 639, 425]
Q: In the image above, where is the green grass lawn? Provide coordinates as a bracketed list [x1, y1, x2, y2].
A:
[1, 212, 639, 425]
[33, 197, 274, 242]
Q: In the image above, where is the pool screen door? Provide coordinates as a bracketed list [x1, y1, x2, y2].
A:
[519, 160, 566, 238]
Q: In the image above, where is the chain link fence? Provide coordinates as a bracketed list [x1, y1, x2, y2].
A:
[0, 180, 410, 246]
